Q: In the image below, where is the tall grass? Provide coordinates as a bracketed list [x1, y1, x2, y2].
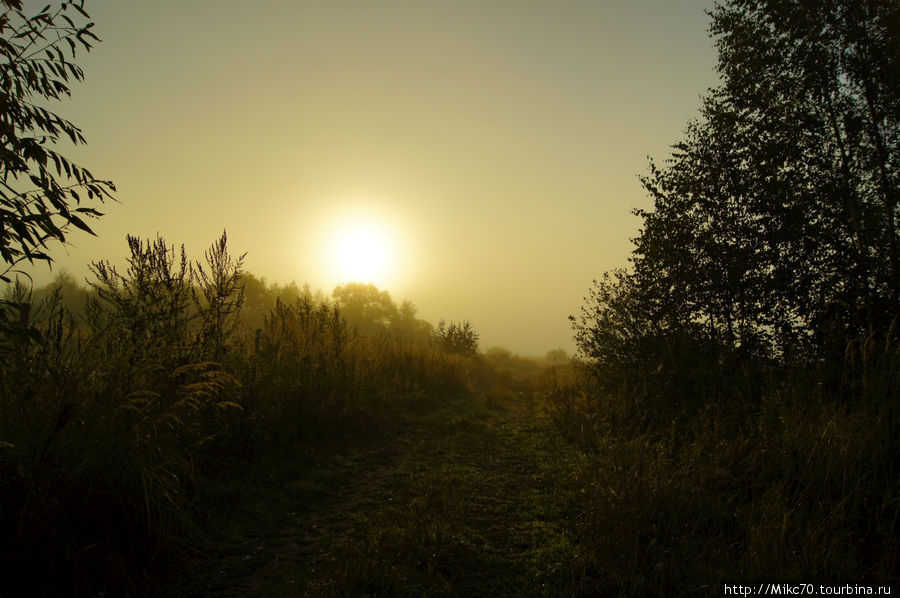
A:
[228, 294, 475, 450]
[0, 232, 479, 596]
[540, 335, 899, 593]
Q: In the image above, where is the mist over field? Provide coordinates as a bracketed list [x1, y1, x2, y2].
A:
[1, 1, 897, 595]
[14, 0, 720, 356]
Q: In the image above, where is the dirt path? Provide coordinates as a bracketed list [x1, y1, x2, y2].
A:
[171, 379, 580, 597]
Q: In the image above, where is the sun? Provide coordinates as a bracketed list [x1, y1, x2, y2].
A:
[329, 220, 394, 283]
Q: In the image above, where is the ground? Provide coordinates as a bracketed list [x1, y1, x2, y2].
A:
[164, 374, 585, 597]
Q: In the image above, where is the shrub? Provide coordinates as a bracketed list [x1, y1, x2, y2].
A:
[433, 319, 479, 356]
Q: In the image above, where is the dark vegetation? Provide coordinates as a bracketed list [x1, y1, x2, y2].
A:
[159, 361, 579, 598]
[543, 0, 900, 593]
[0, 0, 898, 596]
[0, 232, 489, 596]
[0, 0, 113, 283]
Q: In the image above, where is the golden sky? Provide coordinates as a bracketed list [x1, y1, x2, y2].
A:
[27, 0, 718, 355]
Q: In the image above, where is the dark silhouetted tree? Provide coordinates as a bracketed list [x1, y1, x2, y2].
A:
[628, 0, 899, 361]
[707, 0, 899, 346]
[636, 93, 797, 356]
[0, 0, 113, 348]
[0, 0, 114, 279]
[575, 0, 899, 410]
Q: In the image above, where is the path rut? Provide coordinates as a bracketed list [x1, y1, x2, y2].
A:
[170, 380, 579, 597]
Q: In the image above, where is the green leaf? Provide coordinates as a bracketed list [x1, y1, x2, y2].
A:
[66, 212, 95, 235]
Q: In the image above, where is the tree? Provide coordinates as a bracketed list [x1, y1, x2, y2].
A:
[545, 348, 568, 363]
[391, 299, 433, 344]
[708, 0, 899, 344]
[433, 319, 479, 356]
[573, 0, 899, 416]
[636, 93, 802, 356]
[0, 0, 114, 281]
[332, 282, 397, 337]
[628, 0, 899, 362]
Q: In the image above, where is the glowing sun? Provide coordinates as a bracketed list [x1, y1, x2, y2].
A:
[329, 220, 394, 283]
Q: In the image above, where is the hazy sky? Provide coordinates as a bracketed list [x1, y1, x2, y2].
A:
[24, 0, 719, 355]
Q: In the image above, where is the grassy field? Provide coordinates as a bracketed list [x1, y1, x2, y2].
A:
[2, 245, 896, 596]
[160, 367, 586, 597]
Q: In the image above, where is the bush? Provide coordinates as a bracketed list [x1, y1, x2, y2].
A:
[433, 320, 479, 356]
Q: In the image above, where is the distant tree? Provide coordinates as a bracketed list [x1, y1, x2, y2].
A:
[545, 348, 568, 363]
[332, 282, 397, 337]
[31, 270, 89, 311]
[391, 299, 433, 344]
[433, 319, 479, 356]
[239, 275, 326, 330]
[238, 272, 272, 329]
[485, 346, 512, 361]
[0, 0, 114, 280]
[272, 280, 306, 306]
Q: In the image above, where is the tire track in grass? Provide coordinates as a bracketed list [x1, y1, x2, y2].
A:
[170, 380, 581, 597]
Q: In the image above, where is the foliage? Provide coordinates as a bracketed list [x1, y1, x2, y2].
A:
[560, 0, 900, 589]
[541, 343, 900, 589]
[240, 273, 324, 330]
[194, 230, 246, 359]
[0, 273, 37, 355]
[87, 234, 196, 357]
[331, 281, 434, 344]
[544, 348, 567, 363]
[575, 0, 900, 402]
[0, 0, 114, 359]
[632, 0, 899, 359]
[0, 233, 481, 596]
[332, 281, 397, 336]
[393, 298, 434, 345]
[0, 0, 114, 278]
[433, 319, 479, 356]
[0, 251, 245, 595]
